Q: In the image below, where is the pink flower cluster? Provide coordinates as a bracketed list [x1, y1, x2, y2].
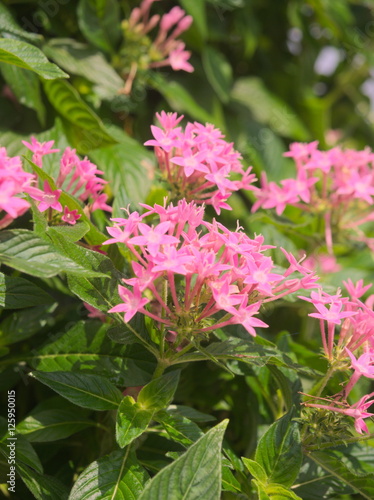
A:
[252, 141, 374, 252]
[145, 112, 257, 214]
[0, 147, 34, 229]
[121, 0, 193, 93]
[104, 200, 318, 342]
[23, 137, 111, 223]
[302, 279, 374, 433]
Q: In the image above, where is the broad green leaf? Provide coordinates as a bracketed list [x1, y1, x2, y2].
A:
[179, 0, 207, 40]
[77, 0, 121, 54]
[44, 38, 123, 99]
[47, 221, 90, 242]
[265, 484, 302, 499]
[89, 134, 153, 204]
[116, 396, 154, 448]
[16, 409, 95, 442]
[0, 229, 107, 278]
[255, 412, 302, 487]
[17, 462, 69, 500]
[138, 371, 180, 411]
[0, 64, 45, 124]
[30, 371, 123, 410]
[138, 419, 228, 500]
[309, 450, 374, 500]
[69, 450, 149, 500]
[222, 466, 242, 493]
[202, 47, 232, 103]
[32, 321, 156, 386]
[0, 3, 42, 42]
[154, 410, 203, 447]
[242, 457, 267, 483]
[0, 304, 55, 347]
[43, 79, 116, 153]
[0, 38, 68, 79]
[168, 405, 216, 423]
[153, 75, 214, 124]
[0, 273, 52, 309]
[231, 77, 309, 140]
[0, 433, 43, 473]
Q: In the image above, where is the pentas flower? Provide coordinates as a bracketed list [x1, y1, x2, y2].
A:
[120, 0, 193, 94]
[303, 392, 374, 434]
[144, 112, 257, 214]
[251, 142, 374, 252]
[104, 199, 318, 344]
[0, 146, 34, 228]
[29, 181, 62, 212]
[61, 207, 81, 225]
[22, 137, 59, 167]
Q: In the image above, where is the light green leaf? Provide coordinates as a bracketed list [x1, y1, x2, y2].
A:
[47, 221, 90, 242]
[69, 449, 149, 500]
[116, 396, 154, 448]
[0, 38, 68, 79]
[0, 64, 45, 124]
[138, 371, 180, 411]
[242, 457, 267, 483]
[30, 371, 123, 410]
[231, 77, 309, 140]
[0, 273, 52, 309]
[255, 412, 302, 487]
[77, 0, 121, 54]
[309, 450, 374, 500]
[16, 409, 95, 442]
[138, 420, 228, 500]
[154, 410, 203, 447]
[32, 321, 156, 386]
[202, 47, 232, 103]
[265, 484, 302, 499]
[43, 38, 123, 99]
[0, 229, 107, 278]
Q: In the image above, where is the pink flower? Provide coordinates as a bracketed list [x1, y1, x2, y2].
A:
[168, 43, 194, 73]
[22, 137, 59, 167]
[29, 181, 62, 213]
[61, 206, 81, 225]
[309, 301, 356, 325]
[129, 221, 179, 256]
[108, 285, 150, 323]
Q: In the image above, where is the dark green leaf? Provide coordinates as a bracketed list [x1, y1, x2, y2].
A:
[16, 409, 95, 442]
[77, 0, 121, 54]
[30, 371, 123, 410]
[202, 47, 232, 103]
[255, 412, 302, 487]
[154, 410, 203, 447]
[0, 4, 42, 42]
[0, 38, 68, 79]
[168, 405, 216, 423]
[17, 462, 69, 500]
[69, 449, 149, 500]
[138, 419, 228, 500]
[179, 0, 207, 40]
[0, 433, 43, 473]
[0, 273, 52, 309]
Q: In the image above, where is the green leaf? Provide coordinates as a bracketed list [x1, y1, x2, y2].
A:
[17, 462, 69, 500]
[242, 457, 267, 483]
[154, 410, 203, 447]
[231, 77, 309, 140]
[69, 449, 149, 500]
[202, 47, 232, 103]
[264, 484, 302, 499]
[89, 134, 153, 204]
[0, 3, 42, 42]
[43, 38, 123, 99]
[0, 64, 45, 124]
[0, 433, 43, 473]
[153, 75, 214, 124]
[30, 371, 123, 410]
[0, 273, 52, 309]
[0, 38, 68, 79]
[179, 0, 207, 40]
[0, 229, 107, 278]
[32, 321, 156, 386]
[77, 0, 121, 54]
[138, 419, 228, 500]
[138, 371, 180, 411]
[42, 79, 116, 154]
[168, 405, 216, 423]
[255, 412, 302, 487]
[16, 409, 95, 442]
[116, 396, 154, 448]
[47, 221, 90, 242]
[309, 450, 374, 500]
